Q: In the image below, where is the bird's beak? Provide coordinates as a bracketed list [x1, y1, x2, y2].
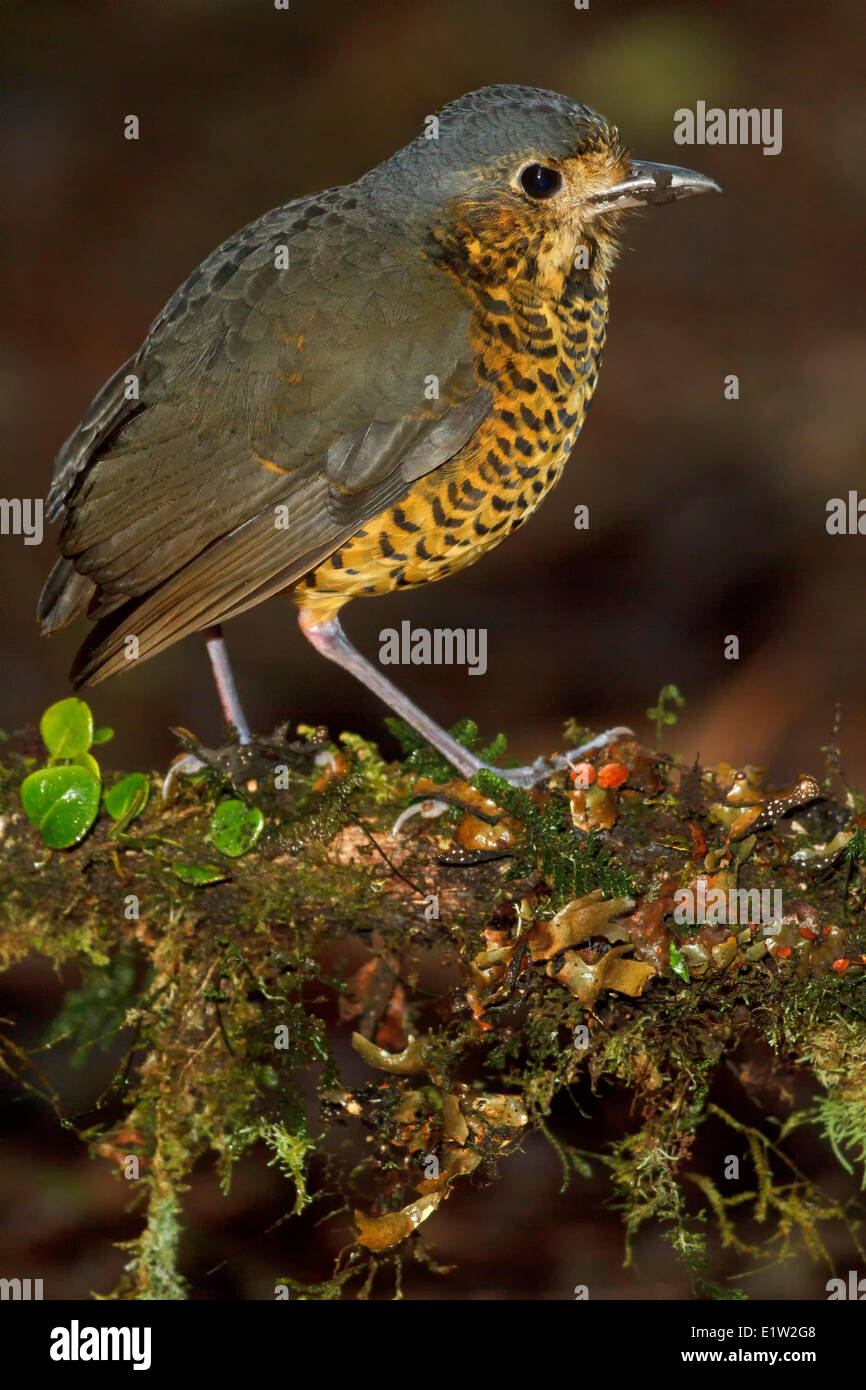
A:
[588, 159, 721, 213]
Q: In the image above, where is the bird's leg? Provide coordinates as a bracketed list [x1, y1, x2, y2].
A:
[163, 625, 252, 796]
[204, 624, 252, 744]
[298, 610, 631, 789]
[299, 611, 480, 774]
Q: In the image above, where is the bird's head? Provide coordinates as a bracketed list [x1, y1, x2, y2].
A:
[383, 85, 719, 299]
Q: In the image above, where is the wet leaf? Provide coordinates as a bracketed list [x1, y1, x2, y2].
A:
[355, 1193, 442, 1250]
[670, 941, 691, 983]
[441, 1092, 470, 1144]
[209, 799, 264, 857]
[40, 697, 94, 758]
[20, 764, 100, 848]
[351, 1032, 425, 1074]
[172, 863, 228, 885]
[529, 889, 635, 961]
[568, 782, 618, 831]
[599, 953, 658, 997]
[550, 943, 657, 1007]
[105, 773, 150, 827]
[70, 751, 102, 780]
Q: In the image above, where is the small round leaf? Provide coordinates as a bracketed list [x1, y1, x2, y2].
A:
[669, 941, 691, 984]
[173, 863, 228, 885]
[210, 800, 264, 858]
[92, 726, 115, 745]
[105, 772, 150, 823]
[21, 764, 101, 849]
[71, 751, 102, 780]
[40, 698, 94, 758]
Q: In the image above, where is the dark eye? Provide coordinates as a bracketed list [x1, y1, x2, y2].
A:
[519, 163, 562, 199]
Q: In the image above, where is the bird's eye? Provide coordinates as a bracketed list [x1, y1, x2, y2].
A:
[519, 163, 562, 199]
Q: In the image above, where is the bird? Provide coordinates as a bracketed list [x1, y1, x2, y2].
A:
[38, 84, 719, 787]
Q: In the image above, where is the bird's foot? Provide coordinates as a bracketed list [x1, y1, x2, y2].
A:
[161, 741, 259, 800]
[161, 723, 302, 799]
[162, 751, 209, 800]
[392, 726, 636, 836]
[460, 726, 635, 789]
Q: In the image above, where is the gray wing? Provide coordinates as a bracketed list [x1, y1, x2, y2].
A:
[46, 356, 141, 523]
[38, 184, 490, 685]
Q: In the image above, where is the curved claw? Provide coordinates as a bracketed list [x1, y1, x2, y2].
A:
[162, 752, 209, 801]
[314, 750, 339, 775]
[392, 798, 450, 837]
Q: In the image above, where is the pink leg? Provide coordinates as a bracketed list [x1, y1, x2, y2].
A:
[204, 625, 251, 744]
[298, 608, 631, 787]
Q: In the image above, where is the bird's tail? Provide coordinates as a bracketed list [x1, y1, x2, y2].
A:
[37, 557, 96, 634]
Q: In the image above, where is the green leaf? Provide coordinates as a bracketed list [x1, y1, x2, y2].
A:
[646, 684, 686, 750]
[40, 697, 94, 758]
[20, 764, 101, 848]
[669, 941, 691, 984]
[173, 862, 229, 885]
[569, 1151, 594, 1179]
[70, 750, 102, 780]
[209, 799, 264, 858]
[91, 726, 114, 745]
[105, 773, 150, 828]
[479, 730, 508, 764]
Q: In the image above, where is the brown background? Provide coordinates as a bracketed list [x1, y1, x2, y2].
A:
[1, 0, 864, 1300]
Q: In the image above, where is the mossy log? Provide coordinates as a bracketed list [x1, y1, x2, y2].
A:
[1, 714, 864, 1299]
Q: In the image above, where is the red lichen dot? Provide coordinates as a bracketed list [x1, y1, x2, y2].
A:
[570, 762, 596, 787]
[831, 958, 850, 973]
[597, 762, 628, 789]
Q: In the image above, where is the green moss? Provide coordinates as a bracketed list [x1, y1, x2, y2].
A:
[1, 711, 864, 1299]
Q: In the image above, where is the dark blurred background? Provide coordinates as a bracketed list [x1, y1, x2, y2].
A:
[2, 0, 864, 1299]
